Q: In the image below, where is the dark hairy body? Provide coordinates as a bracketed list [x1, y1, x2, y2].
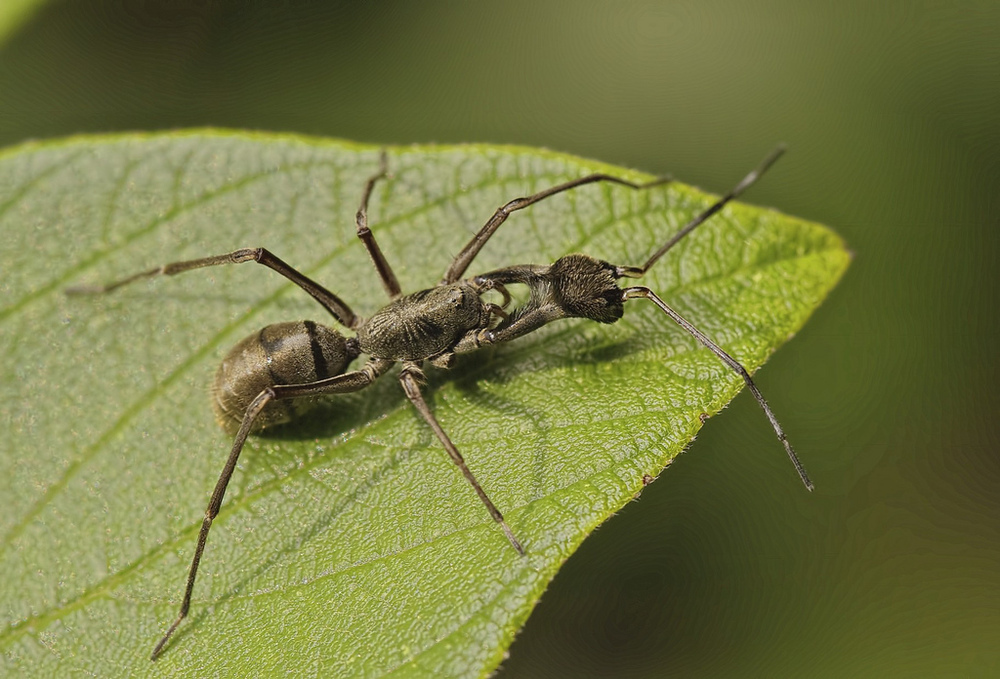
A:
[68, 147, 811, 659]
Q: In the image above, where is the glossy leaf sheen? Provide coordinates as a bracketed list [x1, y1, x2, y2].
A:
[0, 132, 849, 677]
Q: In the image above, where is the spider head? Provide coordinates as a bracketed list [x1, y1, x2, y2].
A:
[548, 254, 624, 324]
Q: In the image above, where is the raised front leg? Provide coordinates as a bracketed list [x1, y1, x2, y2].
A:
[442, 172, 671, 284]
[355, 151, 402, 299]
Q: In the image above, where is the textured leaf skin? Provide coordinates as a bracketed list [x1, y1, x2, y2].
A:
[0, 132, 848, 677]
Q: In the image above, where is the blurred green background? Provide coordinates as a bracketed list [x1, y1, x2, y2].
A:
[1, 1, 997, 676]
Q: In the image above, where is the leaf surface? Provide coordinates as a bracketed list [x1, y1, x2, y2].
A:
[0, 132, 848, 677]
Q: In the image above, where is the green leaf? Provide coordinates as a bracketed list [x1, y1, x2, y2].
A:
[0, 0, 49, 44]
[0, 131, 849, 677]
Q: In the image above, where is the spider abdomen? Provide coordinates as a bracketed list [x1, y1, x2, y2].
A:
[212, 321, 357, 432]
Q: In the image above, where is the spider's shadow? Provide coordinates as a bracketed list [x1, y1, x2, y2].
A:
[445, 333, 645, 499]
[229, 370, 409, 493]
[170, 331, 647, 655]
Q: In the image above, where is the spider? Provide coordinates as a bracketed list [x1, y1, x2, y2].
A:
[68, 145, 810, 659]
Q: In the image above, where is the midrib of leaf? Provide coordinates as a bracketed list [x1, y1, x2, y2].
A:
[0, 242, 835, 652]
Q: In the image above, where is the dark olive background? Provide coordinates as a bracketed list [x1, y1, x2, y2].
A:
[1, 1, 997, 676]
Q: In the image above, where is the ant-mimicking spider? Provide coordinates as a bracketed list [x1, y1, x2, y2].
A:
[68, 145, 811, 660]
